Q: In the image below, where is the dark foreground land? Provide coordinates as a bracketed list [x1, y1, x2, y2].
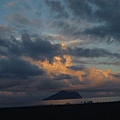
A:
[0, 102, 120, 120]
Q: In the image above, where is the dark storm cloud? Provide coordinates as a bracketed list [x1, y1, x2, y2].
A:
[0, 33, 64, 62]
[65, 0, 120, 42]
[0, 79, 21, 90]
[45, 0, 68, 18]
[0, 58, 44, 78]
[69, 47, 120, 58]
[0, 33, 66, 80]
[21, 33, 63, 62]
[0, 36, 23, 56]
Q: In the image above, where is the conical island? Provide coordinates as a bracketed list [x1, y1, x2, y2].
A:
[42, 90, 82, 101]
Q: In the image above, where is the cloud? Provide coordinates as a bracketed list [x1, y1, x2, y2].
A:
[0, 79, 22, 90]
[4, 1, 17, 7]
[24, 55, 85, 81]
[4, 0, 30, 8]
[1, 0, 120, 103]
[3, 0, 120, 44]
[65, 0, 92, 18]
[10, 13, 31, 25]
[43, 0, 120, 43]
[0, 33, 120, 93]
[0, 31, 120, 94]
[21, 33, 64, 62]
[7, 13, 41, 27]
[0, 58, 44, 78]
[96, 91, 115, 97]
[45, 0, 68, 18]
[0, 33, 68, 91]
[50, 19, 91, 38]
[30, 78, 69, 91]
[24, 52, 120, 92]
[0, 91, 45, 107]
[65, 0, 120, 42]
[0, 33, 64, 62]
[0, 46, 120, 93]
[53, 74, 72, 80]
[94, 61, 120, 66]
[67, 65, 85, 71]
[0, 24, 13, 38]
[111, 73, 120, 78]
[69, 47, 120, 58]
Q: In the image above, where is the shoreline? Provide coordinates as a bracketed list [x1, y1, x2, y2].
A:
[0, 101, 120, 120]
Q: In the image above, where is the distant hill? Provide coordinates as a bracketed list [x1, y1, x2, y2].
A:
[42, 90, 82, 101]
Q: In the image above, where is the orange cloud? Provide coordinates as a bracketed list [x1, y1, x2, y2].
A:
[22, 46, 118, 91]
[60, 42, 67, 50]
[23, 55, 85, 81]
[85, 67, 112, 81]
[82, 67, 113, 88]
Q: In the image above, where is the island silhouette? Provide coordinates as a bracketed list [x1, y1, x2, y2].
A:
[42, 90, 82, 101]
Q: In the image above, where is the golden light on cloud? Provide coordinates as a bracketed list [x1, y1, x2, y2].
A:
[84, 67, 112, 86]
[22, 53, 119, 91]
[23, 54, 112, 82]
[23, 55, 85, 81]
[22, 39, 116, 90]
[95, 69, 111, 78]
[60, 42, 67, 50]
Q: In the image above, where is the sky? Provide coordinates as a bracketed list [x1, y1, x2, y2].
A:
[0, 0, 120, 107]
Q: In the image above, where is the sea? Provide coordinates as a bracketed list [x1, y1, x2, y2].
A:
[39, 96, 120, 106]
[0, 96, 120, 108]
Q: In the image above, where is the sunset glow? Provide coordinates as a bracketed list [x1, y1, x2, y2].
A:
[0, 0, 120, 107]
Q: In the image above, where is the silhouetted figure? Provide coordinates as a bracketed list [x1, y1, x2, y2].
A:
[65, 102, 70, 105]
[84, 101, 86, 104]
